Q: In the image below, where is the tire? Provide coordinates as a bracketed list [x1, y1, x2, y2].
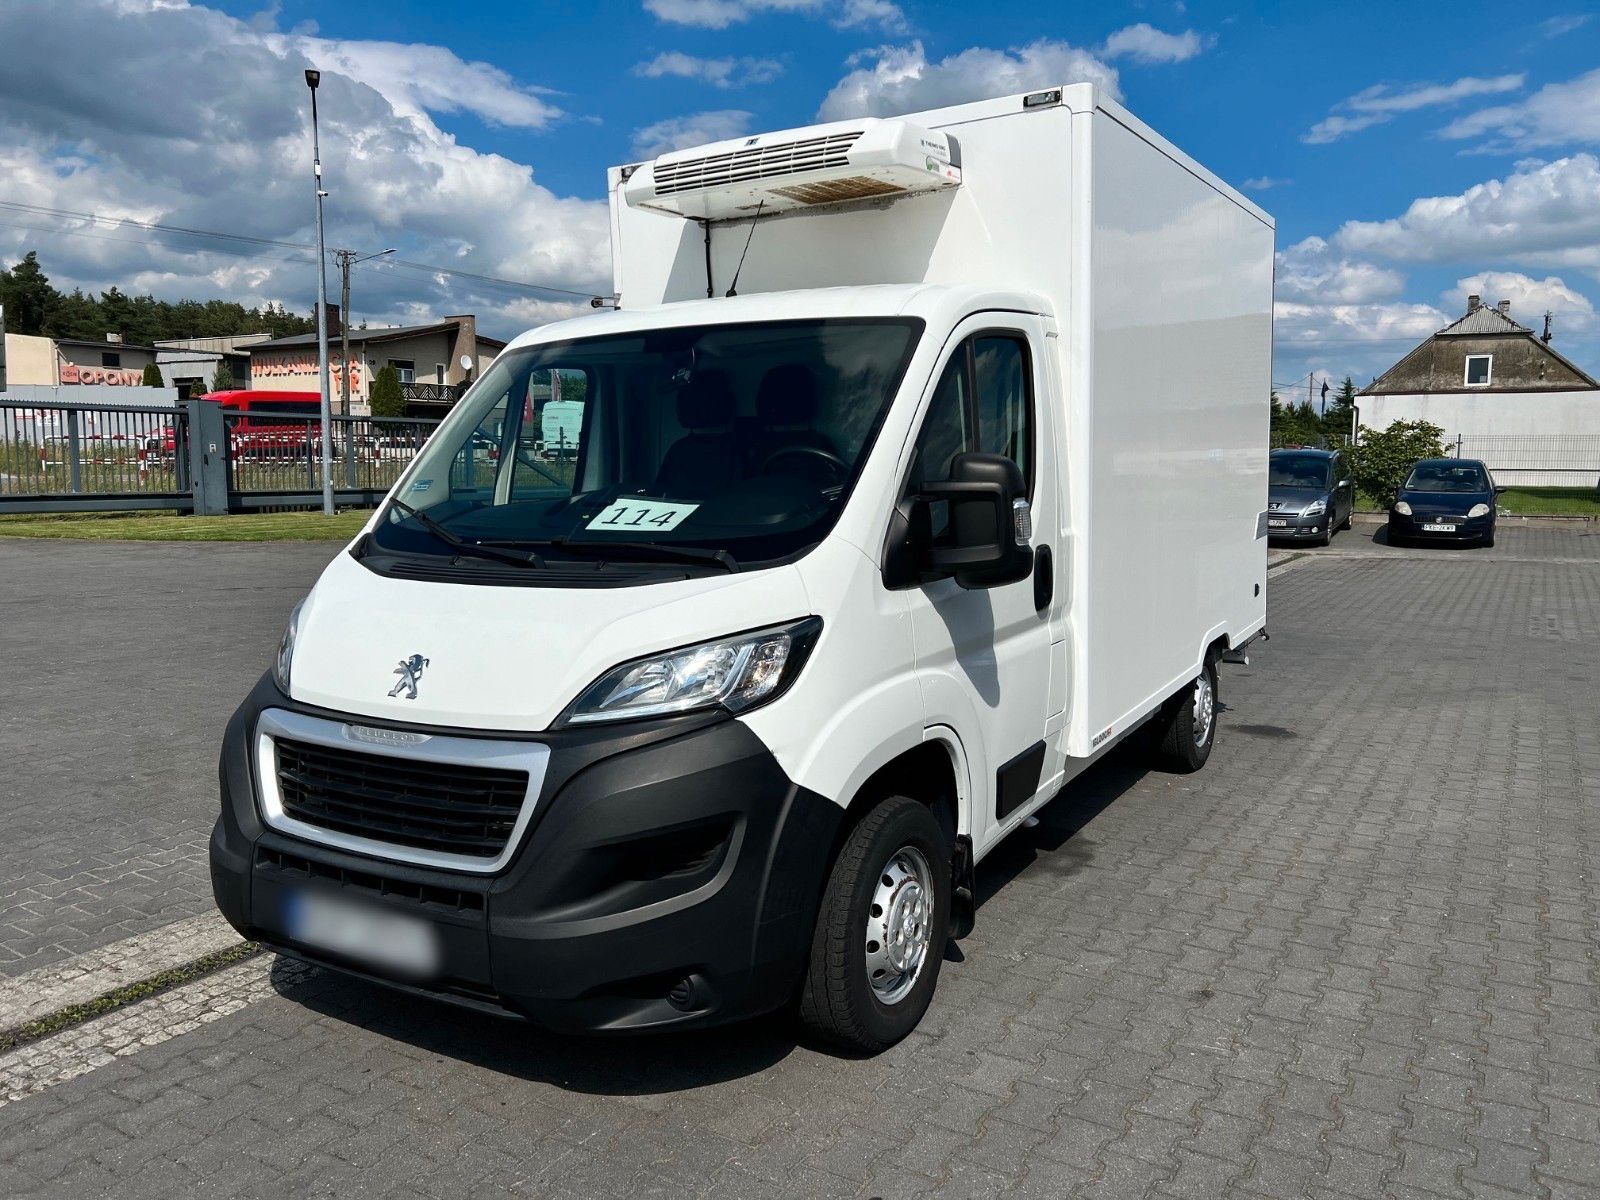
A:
[1151, 658, 1218, 774]
[799, 796, 950, 1053]
[1481, 530, 1495, 548]
[1340, 510, 1352, 531]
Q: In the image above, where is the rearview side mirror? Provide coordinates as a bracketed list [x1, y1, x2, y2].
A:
[1494, 485, 1506, 495]
[917, 452, 1035, 590]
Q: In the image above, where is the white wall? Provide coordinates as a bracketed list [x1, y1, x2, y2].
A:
[1360, 391, 1600, 486]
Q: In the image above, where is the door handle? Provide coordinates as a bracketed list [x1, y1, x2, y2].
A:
[1033, 544, 1053, 612]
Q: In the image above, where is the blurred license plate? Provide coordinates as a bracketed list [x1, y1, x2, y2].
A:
[1268, 519, 1288, 528]
[1422, 523, 1456, 532]
[282, 888, 440, 979]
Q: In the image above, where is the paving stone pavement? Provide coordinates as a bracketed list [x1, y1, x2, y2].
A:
[1, 531, 1598, 1198]
[0, 539, 338, 978]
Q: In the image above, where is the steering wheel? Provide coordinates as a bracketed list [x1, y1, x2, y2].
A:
[760, 444, 848, 481]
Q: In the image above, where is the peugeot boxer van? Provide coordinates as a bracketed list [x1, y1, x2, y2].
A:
[211, 83, 1274, 1052]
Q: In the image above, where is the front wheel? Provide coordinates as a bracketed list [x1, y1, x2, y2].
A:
[799, 796, 950, 1053]
[1151, 659, 1218, 773]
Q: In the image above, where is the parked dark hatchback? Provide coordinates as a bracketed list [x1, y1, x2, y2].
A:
[1267, 448, 1353, 546]
[1388, 458, 1501, 547]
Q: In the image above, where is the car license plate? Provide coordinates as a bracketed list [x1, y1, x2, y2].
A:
[1268, 519, 1288, 528]
[281, 888, 440, 979]
[1422, 523, 1456, 532]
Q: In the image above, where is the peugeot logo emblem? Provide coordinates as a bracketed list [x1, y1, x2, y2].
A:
[387, 654, 429, 700]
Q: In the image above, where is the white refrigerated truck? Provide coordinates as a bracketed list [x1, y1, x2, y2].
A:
[212, 83, 1273, 1051]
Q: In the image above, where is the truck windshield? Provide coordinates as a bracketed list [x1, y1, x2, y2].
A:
[368, 318, 922, 569]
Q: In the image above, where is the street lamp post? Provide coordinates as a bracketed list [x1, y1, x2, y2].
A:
[305, 68, 334, 516]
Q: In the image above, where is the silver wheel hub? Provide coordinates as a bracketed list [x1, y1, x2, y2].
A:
[1193, 672, 1215, 748]
[864, 846, 934, 1005]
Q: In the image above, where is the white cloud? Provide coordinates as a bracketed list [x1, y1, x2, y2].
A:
[1448, 271, 1597, 332]
[1275, 237, 1405, 306]
[642, 0, 905, 32]
[1304, 74, 1525, 143]
[1242, 176, 1292, 190]
[631, 109, 754, 158]
[817, 39, 1120, 122]
[271, 34, 565, 129]
[1539, 14, 1593, 38]
[0, 0, 609, 337]
[1334, 154, 1600, 273]
[633, 51, 783, 88]
[1439, 68, 1600, 151]
[1100, 23, 1210, 65]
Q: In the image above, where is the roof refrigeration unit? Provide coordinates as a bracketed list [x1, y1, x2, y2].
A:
[621, 118, 962, 221]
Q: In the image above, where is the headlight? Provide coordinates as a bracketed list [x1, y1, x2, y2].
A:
[1467, 503, 1491, 518]
[1303, 499, 1326, 516]
[273, 600, 304, 692]
[562, 617, 822, 725]
[1393, 500, 1413, 516]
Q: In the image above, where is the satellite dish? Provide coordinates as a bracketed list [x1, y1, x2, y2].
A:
[459, 355, 473, 372]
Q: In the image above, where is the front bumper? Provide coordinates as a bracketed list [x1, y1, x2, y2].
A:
[211, 673, 842, 1033]
[1265, 510, 1330, 540]
[1387, 511, 1493, 542]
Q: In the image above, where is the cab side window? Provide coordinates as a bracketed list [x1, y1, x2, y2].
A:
[909, 331, 1034, 493]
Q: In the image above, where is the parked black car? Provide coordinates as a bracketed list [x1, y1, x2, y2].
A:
[1267, 448, 1353, 546]
[1387, 458, 1501, 548]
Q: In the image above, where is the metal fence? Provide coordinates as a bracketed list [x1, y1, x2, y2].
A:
[1451, 434, 1600, 488]
[0, 398, 440, 514]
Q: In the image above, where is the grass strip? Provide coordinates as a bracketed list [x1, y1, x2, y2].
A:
[0, 941, 263, 1055]
[0, 510, 369, 541]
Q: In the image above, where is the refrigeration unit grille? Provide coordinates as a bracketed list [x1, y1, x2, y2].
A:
[652, 131, 864, 196]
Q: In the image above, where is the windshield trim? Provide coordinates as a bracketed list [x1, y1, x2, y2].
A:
[372, 315, 926, 578]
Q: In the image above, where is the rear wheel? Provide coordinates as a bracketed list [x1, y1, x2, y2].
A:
[1151, 659, 1218, 773]
[799, 796, 950, 1053]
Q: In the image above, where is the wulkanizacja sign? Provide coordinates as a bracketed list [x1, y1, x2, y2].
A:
[252, 353, 363, 390]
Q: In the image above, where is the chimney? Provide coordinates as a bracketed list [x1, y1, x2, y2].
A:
[1497, 299, 1511, 317]
[1543, 311, 1553, 345]
[316, 302, 342, 337]
[1466, 294, 1481, 313]
[446, 314, 477, 384]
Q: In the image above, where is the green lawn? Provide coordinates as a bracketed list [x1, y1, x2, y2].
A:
[0, 510, 372, 541]
[1358, 486, 1600, 517]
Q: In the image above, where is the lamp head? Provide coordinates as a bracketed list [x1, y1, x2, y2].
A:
[304, 69, 321, 89]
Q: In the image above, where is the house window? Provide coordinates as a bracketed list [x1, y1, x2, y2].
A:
[390, 359, 416, 384]
[1465, 355, 1492, 386]
[435, 363, 446, 385]
[101, 351, 121, 368]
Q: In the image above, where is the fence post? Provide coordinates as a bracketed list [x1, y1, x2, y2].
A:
[66, 408, 83, 494]
[343, 421, 358, 490]
[187, 399, 229, 516]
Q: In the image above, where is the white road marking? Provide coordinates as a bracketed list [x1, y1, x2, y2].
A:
[0, 954, 313, 1109]
[0, 914, 245, 1030]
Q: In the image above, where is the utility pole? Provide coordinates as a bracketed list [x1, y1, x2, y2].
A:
[305, 68, 333, 516]
[331, 248, 394, 416]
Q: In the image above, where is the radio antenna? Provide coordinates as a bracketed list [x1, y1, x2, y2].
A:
[725, 201, 765, 297]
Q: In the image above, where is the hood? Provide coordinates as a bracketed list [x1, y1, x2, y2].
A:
[286, 551, 812, 732]
[1267, 485, 1328, 512]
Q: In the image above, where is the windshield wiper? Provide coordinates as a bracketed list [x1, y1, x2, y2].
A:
[546, 537, 739, 573]
[388, 499, 544, 570]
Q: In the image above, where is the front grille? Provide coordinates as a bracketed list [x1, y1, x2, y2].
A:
[274, 737, 528, 859]
[255, 845, 486, 914]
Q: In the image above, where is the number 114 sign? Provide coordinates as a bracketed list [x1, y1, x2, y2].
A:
[585, 498, 699, 532]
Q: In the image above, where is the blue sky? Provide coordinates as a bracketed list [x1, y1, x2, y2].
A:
[4, 0, 1598, 390]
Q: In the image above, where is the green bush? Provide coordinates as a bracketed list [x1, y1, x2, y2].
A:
[368, 365, 406, 418]
[1349, 419, 1447, 504]
[210, 360, 234, 391]
[140, 362, 164, 387]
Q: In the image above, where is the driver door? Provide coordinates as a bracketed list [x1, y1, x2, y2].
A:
[902, 315, 1059, 854]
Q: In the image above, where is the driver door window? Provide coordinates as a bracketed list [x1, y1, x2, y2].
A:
[908, 332, 1035, 537]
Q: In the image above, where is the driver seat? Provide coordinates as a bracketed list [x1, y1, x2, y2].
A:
[750, 364, 833, 471]
[655, 371, 738, 498]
